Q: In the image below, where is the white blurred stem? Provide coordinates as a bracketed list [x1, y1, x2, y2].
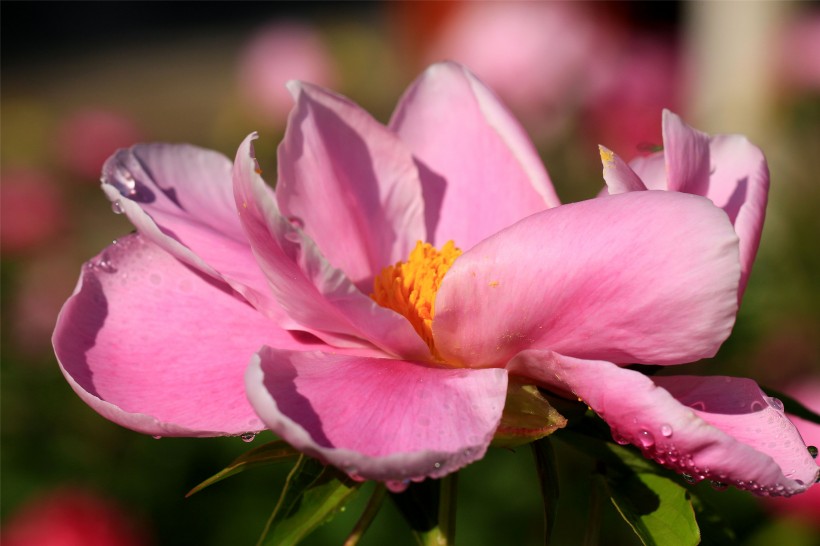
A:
[684, 0, 794, 140]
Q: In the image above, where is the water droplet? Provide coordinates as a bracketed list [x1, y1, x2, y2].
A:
[284, 230, 301, 243]
[660, 424, 673, 438]
[152, 435, 162, 440]
[94, 252, 117, 273]
[690, 401, 706, 411]
[750, 401, 764, 412]
[612, 432, 630, 445]
[240, 432, 256, 443]
[709, 480, 728, 491]
[111, 200, 125, 214]
[808, 446, 818, 459]
[287, 216, 304, 229]
[638, 429, 655, 448]
[433, 462, 441, 469]
[682, 473, 695, 484]
[385, 480, 409, 493]
[766, 397, 784, 412]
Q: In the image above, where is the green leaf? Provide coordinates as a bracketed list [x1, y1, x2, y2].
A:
[259, 455, 363, 546]
[761, 385, 820, 426]
[531, 437, 560, 545]
[491, 379, 567, 448]
[605, 471, 700, 546]
[186, 440, 299, 497]
[389, 477, 458, 546]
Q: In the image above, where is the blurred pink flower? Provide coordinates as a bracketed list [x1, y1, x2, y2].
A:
[583, 35, 685, 157]
[54, 62, 816, 494]
[2, 488, 150, 546]
[763, 381, 820, 526]
[778, 10, 820, 92]
[1, 168, 66, 254]
[425, 1, 610, 137]
[54, 109, 142, 181]
[238, 22, 336, 126]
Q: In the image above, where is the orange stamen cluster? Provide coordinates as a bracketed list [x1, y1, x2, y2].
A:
[371, 241, 462, 355]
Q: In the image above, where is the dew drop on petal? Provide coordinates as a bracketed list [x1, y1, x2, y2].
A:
[287, 216, 305, 229]
[660, 424, 673, 438]
[111, 200, 125, 214]
[766, 397, 784, 412]
[638, 429, 655, 448]
[690, 401, 706, 411]
[240, 432, 257, 443]
[750, 400, 765, 412]
[682, 473, 695, 484]
[709, 480, 728, 491]
[284, 230, 301, 243]
[808, 445, 818, 459]
[385, 480, 410, 493]
[613, 432, 630, 446]
[152, 435, 162, 440]
[433, 462, 441, 469]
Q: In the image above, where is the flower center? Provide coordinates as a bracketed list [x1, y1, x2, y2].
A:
[371, 240, 462, 356]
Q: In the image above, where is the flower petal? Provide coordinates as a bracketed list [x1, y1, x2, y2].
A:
[245, 347, 508, 483]
[662, 109, 711, 195]
[389, 61, 559, 249]
[233, 133, 429, 358]
[703, 134, 769, 297]
[599, 145, 647, 194]
[277, 82, 425, 291]
[434, 191, 740, 367]
[52, 234, 322, 437]
[101, 144, 283, 321]
[508, 351, 819, 496]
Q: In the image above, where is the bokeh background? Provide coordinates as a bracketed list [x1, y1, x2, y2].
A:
[2, 2, 819, 545]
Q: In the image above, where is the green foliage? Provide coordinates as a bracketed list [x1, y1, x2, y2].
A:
[258, 455, 363, 546]
[187, 440, 299, 497]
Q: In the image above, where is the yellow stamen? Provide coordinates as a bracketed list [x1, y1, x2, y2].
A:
[371, 241, 462, 356]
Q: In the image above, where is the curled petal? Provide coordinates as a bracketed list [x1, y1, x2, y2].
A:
[245, 348, 508, 483]
[277, 82, 425, 290]
[599, 145, 647, 194]
[101, 144, 284, 321]
[233, 133, 429, 358]
[389, 61, 559, 249]
[52, 235, 323, 437]
[508, 351, 819, 496]
[662, 109, 711, 195]
[434, 191, 740, 367]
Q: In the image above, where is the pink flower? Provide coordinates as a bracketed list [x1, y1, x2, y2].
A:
[1, 168, 66, 254]
[762, 381, 820, 525]
[2, 488, 150, 546]
[53, 62, 817, 494]
[599, 109, 769, 299]
[238, 22, 336, 127]
[54, 109, 143, 181]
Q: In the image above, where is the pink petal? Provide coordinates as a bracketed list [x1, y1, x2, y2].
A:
[662, 109, 711, 195]
[628, 152, 667, 190]
[599, 145, 647, 194]
[53, 234, 322, 437]
[245, 348, 508, 483]
[508, 351, 819, 496]
[233, 133, 429, 358]
[703, 134, 769, 297]
[277, 82, 425, 291]
[434, 191, 740, 368]
[389, 61, 559, 249]
[101, 144, 283, 321]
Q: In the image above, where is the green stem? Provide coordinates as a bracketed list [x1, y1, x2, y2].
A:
[343, 484, 387, 546]
[583, 472, 605, 546]
[414, 474, 458, 546]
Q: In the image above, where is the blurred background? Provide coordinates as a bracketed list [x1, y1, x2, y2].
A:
[2, 2, 818, 544]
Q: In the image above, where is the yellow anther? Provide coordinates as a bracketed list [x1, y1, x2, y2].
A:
[371, 241, 462, 356]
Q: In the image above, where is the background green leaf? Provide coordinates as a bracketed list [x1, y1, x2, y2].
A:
[260, 455, 363, 546]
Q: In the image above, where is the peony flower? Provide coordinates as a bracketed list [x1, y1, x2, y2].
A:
[54, 62, 817, 494]
[598, 109, 769, 299]
[1, 488, 150, 546]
